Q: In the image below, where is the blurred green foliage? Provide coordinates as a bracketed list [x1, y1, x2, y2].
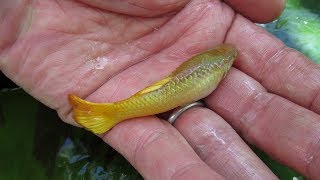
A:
[0, 89, 46, 180]
[0, 89, 142, 180]
[251, 146, 304, 180]
[264, 0, 320, 62]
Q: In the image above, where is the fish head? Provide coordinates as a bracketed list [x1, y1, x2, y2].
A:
[172, 44, 238, 78]
[204, 44, 238, 77]
[206, 44, 237, 66]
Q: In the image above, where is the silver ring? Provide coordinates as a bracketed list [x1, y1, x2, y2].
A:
[167, 101, 205, 124]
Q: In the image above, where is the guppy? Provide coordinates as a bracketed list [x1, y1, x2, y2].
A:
[69, 44, 237, 134]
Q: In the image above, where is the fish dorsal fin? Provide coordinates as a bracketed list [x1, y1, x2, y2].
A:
[137, 76, 172, 95]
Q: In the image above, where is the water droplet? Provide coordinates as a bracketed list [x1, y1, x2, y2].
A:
[85, 56, 111, 70]
[305, 155, 314, 164]
[204, 128, 226, 145]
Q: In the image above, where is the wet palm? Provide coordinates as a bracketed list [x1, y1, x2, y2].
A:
[0, 0, 234, 125]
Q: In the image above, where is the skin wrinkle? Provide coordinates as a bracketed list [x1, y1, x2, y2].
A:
[101, 117, 168, 159]
[127, 1, 161, 11]
[175, 108, 276, 179]
[222, 7, 236, 43]
[223, 0, 285, 23]
[225, 147, 270, 180]
[255, 97, 291, 145]
[53, 0, 67, 15]
[71, 42, 140, 92]
[138, 0, 187, 8]
[205, 68, 317, 176]
[88, 16, 154, 43]
[239, 93, 274, 143]
[310, 89, 320, 113]
[88, 9, 114, 28]
[186, 110, 232, 160]
[255, 45, 289, 83]
[75, 0, 113, 13]
[268, 99, 320, 179]
[46, 2, 171, 42]
[128, 1, 211, 61]
[305, 136, 320, 178]
[210, 71, 320, 178]
[4, 2, 110, 107]
[79, 0, 188, 18]
[154, 1, 212, 48]
[30, 37, 93, 108]
[306, 64, 320, 113]
[81, 9, 158, 42]
[103, 118, 216, 180]
[107, 77, 126, 102]
[275, 50, 319, 109]
[225, 15, 320, 116]
[132, 128, 169, 169]
[257, 47, 305, 101]
[170, 162, 213, 180]
[29, 42, 97, 112]
[182, 26, 214, 39]
[0, 0, 31, 51]
[228, 17, 285, 73]
[212, 69, 268, 134]
[127, 0, 187, 12]
[195, 128, 232, 163]
[13, 37, 36, 89]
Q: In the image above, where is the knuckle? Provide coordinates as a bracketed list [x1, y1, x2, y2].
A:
[133, 128, 168, 166]
[170, 162, 203, 180]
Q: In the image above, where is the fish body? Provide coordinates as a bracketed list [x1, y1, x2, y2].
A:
[69, 44, 237, 134]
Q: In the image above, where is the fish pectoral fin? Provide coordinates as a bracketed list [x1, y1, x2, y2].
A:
[137, 76, 172, 95]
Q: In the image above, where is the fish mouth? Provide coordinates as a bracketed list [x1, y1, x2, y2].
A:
[208, 44, 238, 64]
[219, 44, 238, 62]
[215, 44, 237, 75]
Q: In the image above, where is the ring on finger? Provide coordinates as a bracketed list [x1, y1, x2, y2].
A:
[167, 101, 205, 124]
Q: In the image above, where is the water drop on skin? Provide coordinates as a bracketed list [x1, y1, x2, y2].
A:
[94, 57, 109, 70]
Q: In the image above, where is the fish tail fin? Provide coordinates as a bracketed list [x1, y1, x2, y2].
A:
[68, 94, 118, 134]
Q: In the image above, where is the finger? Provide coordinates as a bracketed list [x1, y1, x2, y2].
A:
[225, 15, 320, 114]
[77, 0, 189, 17]
[223, 0, 285, 23]
[173, 107, 277, 179]
[205, 68, 320, 179]
[103, 116, 223, 179]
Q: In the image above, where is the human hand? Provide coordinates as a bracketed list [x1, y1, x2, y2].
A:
[2, 0, 320, 179]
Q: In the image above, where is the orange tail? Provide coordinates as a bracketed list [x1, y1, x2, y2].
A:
[68, 94, 117, 134]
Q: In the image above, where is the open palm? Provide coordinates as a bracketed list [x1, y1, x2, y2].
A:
[1, 0, 320, 179]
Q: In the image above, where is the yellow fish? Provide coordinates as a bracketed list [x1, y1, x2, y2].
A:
[69, 44, 237, 134]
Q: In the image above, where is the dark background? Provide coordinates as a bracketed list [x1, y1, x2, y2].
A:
[0, 72, 17, 89]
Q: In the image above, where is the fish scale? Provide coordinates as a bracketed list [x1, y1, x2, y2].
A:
[69, 44, 237, 134]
